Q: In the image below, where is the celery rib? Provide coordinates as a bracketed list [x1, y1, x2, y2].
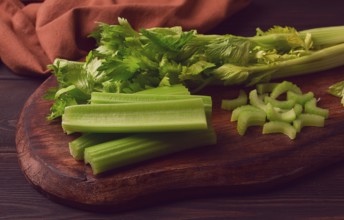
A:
[293, 113, 325, 132]
[69, 133, 125, 160]
[263, 121, 297, 140]
[249, 89, 267, 112]
[264, 96, 296, 109]
[90, 92, 212, 117]
[62, 99, 208, 134]
[84, 128, 217, 175]
[237, 110, 266, 136]
[304, 98, 329, 119]
[230, 105, 264, 122]
[221, 90, 247, 111]
[266, 103, 296, 123]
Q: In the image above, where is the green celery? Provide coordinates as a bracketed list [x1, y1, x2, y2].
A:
[263, 121, 297, 140]
[249, 89, 267, 112]
[270, 81, 302, 99]
[135, 84, 190, 95]
[84, 128, 217, 175]
[90, 92, 212, 119]
[221, 90, 247, 111]
[264, 96, 296, 109]
[304, 98, 329, 118]
[266, 103, 296, 123]
[230, 105, 265, 122]
[293, 104, 303, 116]
[293, 113, 325, 132]
[69, 133, 125, 160]
[237, 110, 266, 136]
[62, 99, 208, 134]
[256, 83, 279, 95]
[287, 91, 314, 105]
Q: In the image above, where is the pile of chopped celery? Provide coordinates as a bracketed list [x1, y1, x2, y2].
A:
[64, 84, 217, 175]
[222, 81, 329, 139]
[45, 18, 344, 119]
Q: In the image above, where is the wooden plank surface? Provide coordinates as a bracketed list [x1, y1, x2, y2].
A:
[2, 0, 344, 218]
[15, 64, 344, 211]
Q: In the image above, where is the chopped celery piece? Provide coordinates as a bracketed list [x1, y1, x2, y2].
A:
[69, 133, 125, 160]
[264, 96, 296, 109]
[135, 84, 190, 95]
[270, 81, 302, 99]
[221, 90, 247, 111]
[293, 103, 303, 116]
[263, 121, 297, 140]
[62, 99, 208, 134]
[256, 83, 279, 95]
[90, 92, 212, 118]
[293, 119, 302, 133]
[84, 128, 217, 175]
[287, 91, 314, 105]
[230, 105, 264, 122]
[237, 110, 266, 136]
[304, 98, 329, 119]
[249, 89, 267, 112]
[266, 103, 296, 123]
[293, 113, 325, 132]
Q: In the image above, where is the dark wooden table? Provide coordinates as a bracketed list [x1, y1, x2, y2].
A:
[1, 0, 344, 219]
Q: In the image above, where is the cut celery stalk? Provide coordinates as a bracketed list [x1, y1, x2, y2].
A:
[62, 99, 208, 134]
[237, 110, 266, 135]
[256, 83, 279, 95]
[231, 105, 265, 122]
[84, 128, 217, 175]
[69, 133, 125, 160]
[249, 89, 267, 112]
[293, 113, 325, 132]
[287, 91, 314, 105]
[263, 121, 297, 140]
[264, 96, 296, 109]
[266, 103, 296, 123]
[221, 90, 247, 111]
[304, 98, 329, 118]
[90, 92, 212, 117]
[270, 81, 302, 99]
[135, 84, 190, 95]
[293, 104, 303, 116]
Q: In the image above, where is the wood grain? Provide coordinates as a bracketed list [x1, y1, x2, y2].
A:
[15, 65, 344, 212]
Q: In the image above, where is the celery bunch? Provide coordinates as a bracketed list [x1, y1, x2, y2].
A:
[45, 18, 344, 119]
[65, 85, 217, 175]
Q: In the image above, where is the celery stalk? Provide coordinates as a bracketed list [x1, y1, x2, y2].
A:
[84, 128, 217, 175]
[221, 90, 247, 111]
[135, 84, 190, 95]
[263, 121, 297, 140]
[91, 92, 211, 114]
[304, 98, 329, 119]
[69, 133, 125, 160]
[62, 99, 208, 134]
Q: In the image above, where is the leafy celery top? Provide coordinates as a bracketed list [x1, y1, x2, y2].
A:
[45, 18, 344, 119]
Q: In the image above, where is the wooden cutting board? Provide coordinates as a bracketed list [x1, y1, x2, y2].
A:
[16, 67, 344, 212]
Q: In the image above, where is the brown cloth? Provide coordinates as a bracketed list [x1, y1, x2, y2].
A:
[0, 0, 250, 77]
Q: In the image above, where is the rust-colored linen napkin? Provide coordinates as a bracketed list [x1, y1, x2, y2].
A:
[0, 0, 250, 77]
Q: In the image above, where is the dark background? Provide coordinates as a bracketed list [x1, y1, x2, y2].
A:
[1, 0, 344, 219]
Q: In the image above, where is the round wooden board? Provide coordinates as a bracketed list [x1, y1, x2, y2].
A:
[16, 67, 344, 212]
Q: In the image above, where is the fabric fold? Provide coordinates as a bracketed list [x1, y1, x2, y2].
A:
[0, 0, 250, 77]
